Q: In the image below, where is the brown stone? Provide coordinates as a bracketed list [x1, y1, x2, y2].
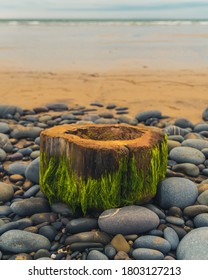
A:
[114, 251, 131, 260]
[111, 234, 130, 253]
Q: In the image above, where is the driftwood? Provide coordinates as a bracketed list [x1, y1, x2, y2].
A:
[40, 124, 167, 213]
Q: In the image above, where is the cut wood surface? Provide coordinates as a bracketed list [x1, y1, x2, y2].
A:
[40, 124, 168, 214]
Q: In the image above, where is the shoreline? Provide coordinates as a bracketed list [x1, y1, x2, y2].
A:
[0, 68, 207, 123]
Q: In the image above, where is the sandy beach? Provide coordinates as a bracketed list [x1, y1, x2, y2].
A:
[0, 68, 208, 123]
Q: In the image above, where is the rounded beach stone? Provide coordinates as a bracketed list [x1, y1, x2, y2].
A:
[0, 133, 13, 152]
[0, 122, 10, 134]
[87, 250, 108, 260]
[66, 218, 98, 233]
[104, 245, 117, 259]
[0, 205, 12, 216]
[7, 162, 28, 175]
[46, 103, 68, 111]
[165, 216, 184, 226]
[132, 248, 164, 260]
[0, 148, 6, 161]
[172, 163, 199, 177]
[0, 105, 23, 118]
[194, 124, 208, 133]
[202, 107, 208, 121]
[133, 235, 171, 254]
[155, 177, 198, 209]
[163, 227, 179, 250]
[98, 205, 159, 235]
[50, 202, 73, 217]
[176, 227, 208, 259]
[0, 229, 51, 253]
[11, 197, 50, 216]
[163, 125, 189, 136]
[135, 110, 161, 122]
[197, 190, 208, 205]
[11, 126, 42, 139]
[0, 182, 14, 202]
[65, 231, 111, 245]
[169, 147, 205, 164]
[38, 225, 57, 242]
[110, 234, 130, 253]
[174, 118, 194, 129]
[183, 205, 208, 217]
[25, 157, 40, 183]
[181, 139, 208, 150]
[202, 148, 208, 158]
[194, 213, 208, 227]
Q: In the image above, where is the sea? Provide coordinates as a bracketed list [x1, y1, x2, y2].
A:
[0, 19, 208, 71]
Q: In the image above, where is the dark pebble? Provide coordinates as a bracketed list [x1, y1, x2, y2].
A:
[174, 118, 194, 129]
[23, 184, 40, 198]
[193, 213, 208, 227]
[202, 107, 208, 121]
[87, 250, 108, 260]
[38, 225, 57, 242]
[66, 218, 98, 233]
[0, 218, 33, 235]
[104, 245, 117, 259]
[34, 249, 51, 260]
[46, 103, 68, 111]
[30, 213, 58, 225]
[70, 242, 103, 252]
[65, 231, 111, 245]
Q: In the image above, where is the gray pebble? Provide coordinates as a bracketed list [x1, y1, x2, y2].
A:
[132, 248, 164, 260]
[202, 107, 208, 121]
[182, 139, 208, 150]
[11, 126, 42, 139]
[194, 124, 208, 133]
[166, 216, 184, 226]
[0, 182, 14, 202]
[183, 205, 208, 217]
[163, 227, 179, 250]
[104, 245, 117, 259]
[133, 235, 171, 254]
[172, 163, 199, 177]
[169, 147, 205, 165]
[87, 250, 108, 260]
[7, 162, 28, 175]
[135, 110, 161, 122]
[23, 185, 40, 198]
[66, 218, 98, 233]
[197, 190, 208, 205]
[0, 133, 13, 152]
[25, 157, 39, 183]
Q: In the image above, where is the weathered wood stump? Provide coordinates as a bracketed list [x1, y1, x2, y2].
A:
[40, 124, 167, 214]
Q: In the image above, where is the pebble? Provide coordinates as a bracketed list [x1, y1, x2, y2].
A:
[202, 169, 208, 176]
[87, 250, 108, 260]
[94, 118, 118, 124]
[118, 115, 138, 125]
[163, 125, 189, 136]
[197, 190, 208, 205]
[176, 227, 208, 259]
[30, 151, 40, 159]
[0, 229, 51, 253]
[135, 110, 161, 122]
[168, 206, 183, 217]
[163, 227, 179, 250]
[34, 249, 51, 260]
[98, 205, 159, 235]
[132, 248, 164, 260]
[50, 202, 74, 217]
[25, 157, 40, 183]
[65, 231, 111, 245]
[133, 235, 171, 254]
[0, 182, 14, 202]
[11, 126, 42, 139]
[106, 103, 116, 109]
[7, 162, 28, 175]
[9, 174, 24, 183]
[194, 124, 208, 133]
[90, 102, 104, 108]
[167, 140, 181, 152]
[23, 184, 40, 198]
[0, 205, 12, 216]
[0, 133, 13, 152]
[193, 213, 208, 227]
[165, 216, 184, 226]
[174, 118, 194, 129]
[202, 148, 208, 158]
[104, 245, 117, 259]
[0, 218, 32, 235]
[202, 107, 208, 121]
[0, 122, 10, 134]
[10, 197, 50, 216]
[70, 242, 103, 252]
[114, 251, 131, 260]
[169, 147, 205, 165]
[183, 205, 208, 217]
[0, 105, 23, 118]
[46, 103, 68, 111]
[155, 177, 198, 209]
[168, 224, 187, 239]
[172, 163, 199, 177]
[66, 218, 98, 233]
[144, 204, 166, 219]
[0, 148, 6, 161]
[9, 253, 32, 260]
[182, 139, 208, 150]
[198, 183, 208, 194]
[111, 234, 130, 253]
[38, 225, 57, 241]
[168, 135, 184, 142]
[30, 213, 58, 225]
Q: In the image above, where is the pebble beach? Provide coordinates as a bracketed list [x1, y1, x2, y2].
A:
[0, 103, 208, 260]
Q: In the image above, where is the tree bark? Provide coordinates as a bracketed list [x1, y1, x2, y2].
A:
[40, 124, 167, 214]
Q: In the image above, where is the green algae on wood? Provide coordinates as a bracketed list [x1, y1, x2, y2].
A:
[40, 124, 168, 214]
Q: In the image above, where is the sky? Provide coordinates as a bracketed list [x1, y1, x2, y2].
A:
[0, 0, 208, 19]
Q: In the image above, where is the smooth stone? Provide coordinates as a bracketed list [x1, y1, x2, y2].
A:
[155, 177, 198, 209]
[174, 118, 194, 129]
[23, 185, 40, 198]
[0, 229, 50, 253]
[172, 163, 199, 177]
[202, 107, 208, 121]
[34, 249, 51, 260]
[176, 227, 208, 259]
[0, 148, 6, 161]
[163, 125, 189, 136]
[46, 103, 68, 111]
[167, 140, 181, 152]
[87, 250, 108, 260]
[135, 110, 161, 122]
[168, 135, 184, 142]
[33, 106, 49, 113]
[0, 122, 10, 134]
[0, 133, 13, 152]
[202, 169, 208, 176]
[50, 202, 74, 217]
[197, 190, 208, 205]
[106, 103, 117, 109]
[11, 126, 42, 139]
[94, 118, 118, 124]
[194, 124, 208, 133]
[10, 174, 24, 183]
[168, 224, 187, 240]
[90, 102, 104, 107]
[133, 235, 171, 254]
[7, 162, 28, 175]
[98, 205, 159, 235]
[148, 229, 163, 237]
[30, 151, 40, 159]
[0, 218, 33, 235]
[169, 147, 205, 164]
[166, 216, 184, 226]
[183, 205, 208, 217]
[65, 231, 111, 245]
[198, 183, 208, 194]
[132, 248, 164, 260]
[7, 152, 23, 161]
[25, 157, 40, 183]
[118, 116, 138, 126]
[111, 234, 130, 253]
[116, 107, 128, 111]
[202, 148, 208, 158]
[144, 204, 166, 219]
[182, 139, 208, 150]
[61, 114, 77, 120]
[38, 225, 57, 242]
[99, 112, 114, 119]
[0, 205, 12, 216]
[39, 115, 52, 122]
[114, 251, 131, 260]
[104, 245, 117, 259]
[194, 213, 208, 227]
[70, 242, 103, 252]
[66, 218, 98, 233]
[11, 197, 50, 216]
[30, 213, 58, 225]
[0, 182, 14, 202]
[0, 105, 23, 118]
[9, 253, 32, 260]
[163, 227, 179, 250]
[168, 206, 183, 217]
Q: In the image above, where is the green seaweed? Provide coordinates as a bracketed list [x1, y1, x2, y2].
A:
[40, 134, 168, 214]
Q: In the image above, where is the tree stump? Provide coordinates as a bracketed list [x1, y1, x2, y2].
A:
[40, 124, 167, 214]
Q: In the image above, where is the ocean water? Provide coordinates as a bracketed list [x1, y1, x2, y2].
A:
[0, 19, 208, 71]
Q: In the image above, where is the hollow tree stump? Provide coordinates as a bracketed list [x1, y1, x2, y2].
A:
[40, 124, 167, 214]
